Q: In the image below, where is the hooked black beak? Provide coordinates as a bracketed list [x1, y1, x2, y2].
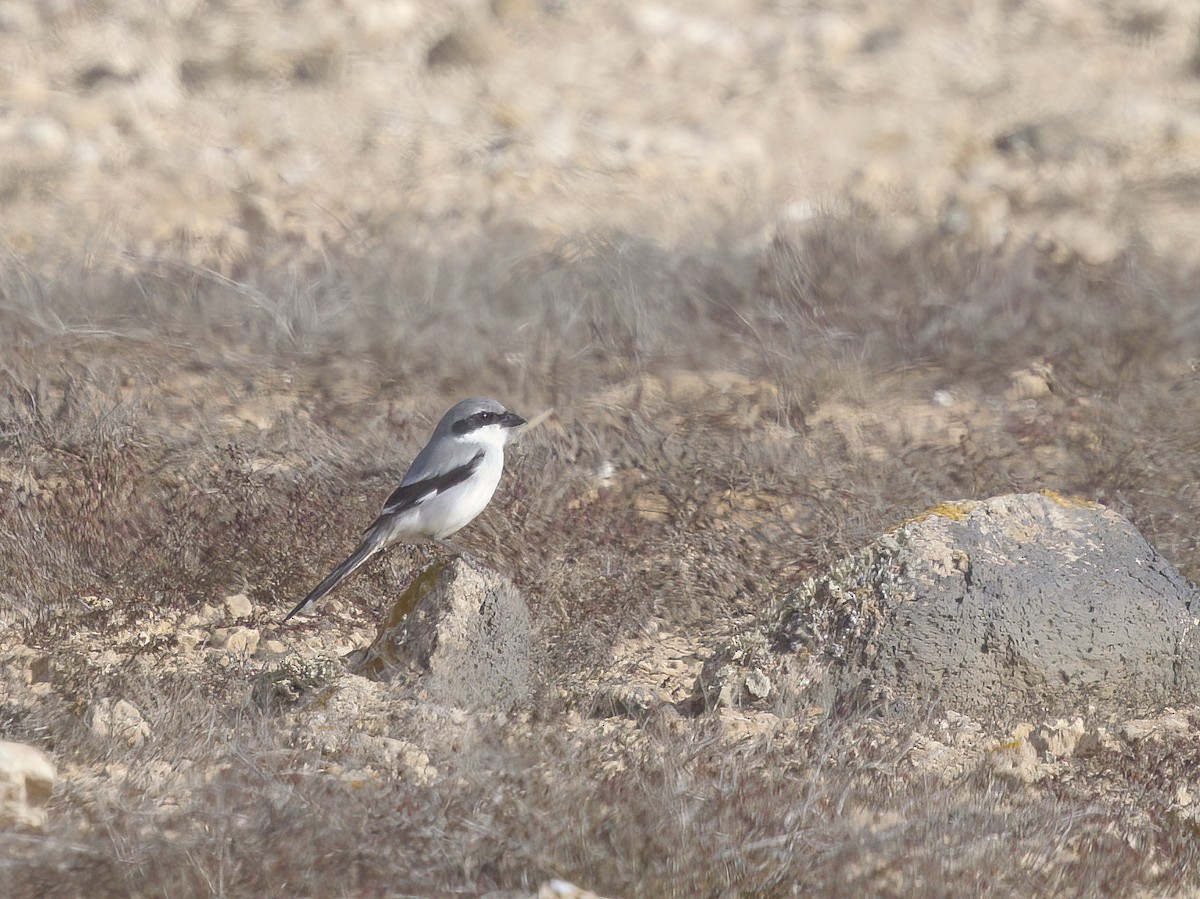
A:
[500, 410, 526, 428]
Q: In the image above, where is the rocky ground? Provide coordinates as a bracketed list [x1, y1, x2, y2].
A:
[3, 0, 1200, 896]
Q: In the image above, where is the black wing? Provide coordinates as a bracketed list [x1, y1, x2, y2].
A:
[375, 449, 485, 521]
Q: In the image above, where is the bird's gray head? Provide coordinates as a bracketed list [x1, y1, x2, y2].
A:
[438, 397, 526, 445]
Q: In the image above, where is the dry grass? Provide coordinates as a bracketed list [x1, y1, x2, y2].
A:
[3, 211, 1200, 896]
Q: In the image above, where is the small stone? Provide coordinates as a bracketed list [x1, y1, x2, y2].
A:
[538, 879, 619, 899]
[223, 592, 253, 619]
[744, 668, 771, 700]
[1030, 717, 1085, 758]
[987, 733, 1042, 784]
[1121, 713, 1190, 743]
[1005, 365, 1053, 401]
[0, 741, 56, 830]
[16, 116, 69, 158]
[211, 626, 260, 655]
[251, 655, 344, 708]
[176, 630, 204, 652]
[356, 735, 438, 786]
[89, 698, 151, 748]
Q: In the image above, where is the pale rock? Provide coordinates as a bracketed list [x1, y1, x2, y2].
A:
[0, 741, 55, 830]
[353, 558, 532, 711]
[1121, 712, 1190, 743]
[223, 592, 254, 619]
[539, 879, 616, 899]
[354, 0, 418, 45]
[1005, 363, 1054, 401]
[1030, 717, 1085, 759]
[1071, 724, 1116, 757]
[194, 603, 221, 625]
[355, 735, 438, 786]
[17, 116, 70, 158]
[211, 626, 260, 655]
[89, 698, 151, 747]
[987, 728, 1043, 784]
[808, 12, 864, 64]
[336, 767, 377, 788]
[176, 629, 204, 652]
[743, 667, 771, 701]
[0, 1, 38, 33]
[758, 493, 1200, 719]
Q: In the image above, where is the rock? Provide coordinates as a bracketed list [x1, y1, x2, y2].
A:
[1004, 361, 1054, 401]
[1030, 717, 1086, 759]
[537, 880, 616, 899]
[1121, 712, 1191, 743]
[15, 116, 70, 159]
[909, 712, 987, 780]
[352, 557, 533, 711]
[744, 667, 772, 701]
[693, 631, 771, 711]
[987, 728, 1043, 784]
[176, 629, 204, 652]
[89, 698, 151, 747]
[0, 741, 55, 830]
[354, 735, 438, 785]
[223, 592, 253, 619]
[747, 493, 1200, 719]
[251, 655, 344, 709]
[210, 626, 260, 655]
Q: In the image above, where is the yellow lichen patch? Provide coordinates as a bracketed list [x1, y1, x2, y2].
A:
[1039, 489, 1098, 509]
[895, 500, 979, 529]
[356, 561, 449, 679]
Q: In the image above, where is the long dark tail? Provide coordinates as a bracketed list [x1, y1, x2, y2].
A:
[283, 533, 385, 621]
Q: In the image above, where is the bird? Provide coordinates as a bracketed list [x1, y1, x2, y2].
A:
[284, 397, 526, 621]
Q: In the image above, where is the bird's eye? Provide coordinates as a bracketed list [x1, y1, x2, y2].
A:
[478, 411, 496, 423]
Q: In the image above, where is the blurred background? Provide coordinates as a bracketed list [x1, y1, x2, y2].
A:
[4, 0, 1198, 292]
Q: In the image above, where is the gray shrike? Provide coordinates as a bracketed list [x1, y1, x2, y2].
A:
[284, 397, 525, 621]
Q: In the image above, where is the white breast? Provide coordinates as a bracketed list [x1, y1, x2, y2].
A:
[411, 447, 505, 539]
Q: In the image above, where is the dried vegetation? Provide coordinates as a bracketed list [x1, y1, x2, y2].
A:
[3, 0, 1200, 895]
